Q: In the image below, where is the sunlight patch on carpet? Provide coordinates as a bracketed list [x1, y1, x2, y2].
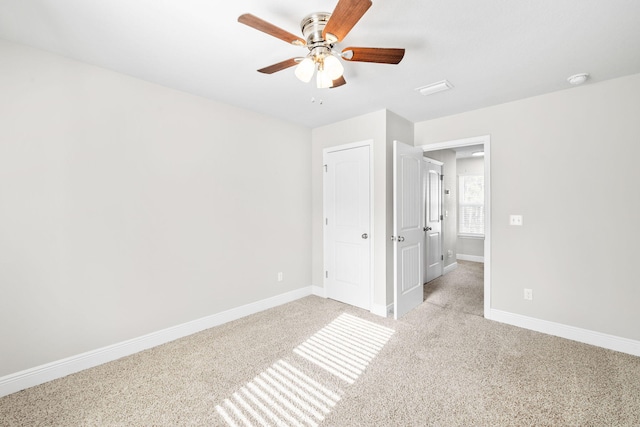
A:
[293, 313, 394, 384]
[215, 313, 394, 426]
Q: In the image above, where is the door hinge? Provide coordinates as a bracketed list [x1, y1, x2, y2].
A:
[440, 174, 443, 181]
[440, 214, 444, 221]
[324, 164, 328, 172]
[441, 254, 444, 261]
[325, 218, 328, 225]
[325, 271, 328, 278]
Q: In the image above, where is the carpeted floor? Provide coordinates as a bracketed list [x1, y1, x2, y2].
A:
[424, 260, 484, 316]
[1, 261, 640, 426]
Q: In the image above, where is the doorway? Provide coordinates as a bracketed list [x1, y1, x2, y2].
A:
[392, 135, 491, 319]
[420, 135, 491, 317]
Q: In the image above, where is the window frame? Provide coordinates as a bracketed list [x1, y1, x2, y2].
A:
[458, 174, 485, 237]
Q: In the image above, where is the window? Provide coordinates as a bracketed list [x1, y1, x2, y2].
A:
[458, 175, 484, 235]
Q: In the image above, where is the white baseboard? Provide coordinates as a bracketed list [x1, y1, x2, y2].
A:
[489, 309, 640, 357]
[0, 286, 313, 398]
[457, 254, 484, 263]
[315, 285, 386, 318]
[443, 262, 458, 275]
[311, 285, 326, 298]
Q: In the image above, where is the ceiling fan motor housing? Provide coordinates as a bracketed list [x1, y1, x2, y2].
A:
[301, 13, 335, 47]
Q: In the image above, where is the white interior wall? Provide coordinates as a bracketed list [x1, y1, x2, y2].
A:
[457, 236, 484, 259]
[0, 40, 312, 377]
[415, 72, 640, 341]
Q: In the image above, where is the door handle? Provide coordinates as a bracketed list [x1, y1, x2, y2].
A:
[424, 226, 432, 231]
[361, 233, 368, 239]
[398, 236, 405, 242]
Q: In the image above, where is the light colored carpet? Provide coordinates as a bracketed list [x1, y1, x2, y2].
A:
[2, 261, 640, 426]
[424, 260, 484, 316]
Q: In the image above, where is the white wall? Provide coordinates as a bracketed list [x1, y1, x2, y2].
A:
[0, 40, 312, 377]
[415, 73, 640, 341]
[457, 156, 484, 175]
[457, 236, 484, 259]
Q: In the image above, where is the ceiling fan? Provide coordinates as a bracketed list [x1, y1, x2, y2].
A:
[238, 0, 405, 89]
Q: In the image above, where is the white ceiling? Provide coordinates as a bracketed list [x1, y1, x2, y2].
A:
[2, 0, 639, 128]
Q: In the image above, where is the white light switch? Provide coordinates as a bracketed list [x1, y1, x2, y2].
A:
[510, 215, 523, 226]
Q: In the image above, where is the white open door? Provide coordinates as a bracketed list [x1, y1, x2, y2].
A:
[424, 161, 443, 282]
[393, 141, 424, 319]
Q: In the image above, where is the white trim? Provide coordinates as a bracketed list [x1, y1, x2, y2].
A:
[422, 156, 444, 166]
[311, 285, 327, 298]
[323, 139, 372, 153]
[457, 254, 485, 263]
[489, 309, 640, 357]
[420, 135, 490, 151]
[370, 303, 388, 318]
[0, 286, 313, 398]
[420, 135, 491, 318]
[323, 140, 375, 312]
[457, 234, 484, 239]
[443, 262, 458, 275]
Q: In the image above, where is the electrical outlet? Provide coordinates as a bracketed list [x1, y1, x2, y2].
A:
[277, 272, 283, 282]
[510, 215, 523, 226]
[524, 288, 533, 301]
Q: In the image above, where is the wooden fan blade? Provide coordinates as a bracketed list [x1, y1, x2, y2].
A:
[331, 76, 347, 88]
[257, 58, 299, 74]
[342, 47, 405, 64]
[323, 0, 372, 42]
[238, 14, 306, 46]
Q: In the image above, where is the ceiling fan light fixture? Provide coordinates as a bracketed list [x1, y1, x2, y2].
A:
[323, 54, 344, 80]
[316, 68, 333, 89]
[295, 57, 315, 83]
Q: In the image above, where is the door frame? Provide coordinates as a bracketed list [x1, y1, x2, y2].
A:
[419, 135, 492, 318]
[323, 140, 375, 312]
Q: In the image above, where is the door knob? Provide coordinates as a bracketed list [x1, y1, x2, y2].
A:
[398, 236, 405, 242]
[424, 226, 432, 231]
[361, 233, 368, 239]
